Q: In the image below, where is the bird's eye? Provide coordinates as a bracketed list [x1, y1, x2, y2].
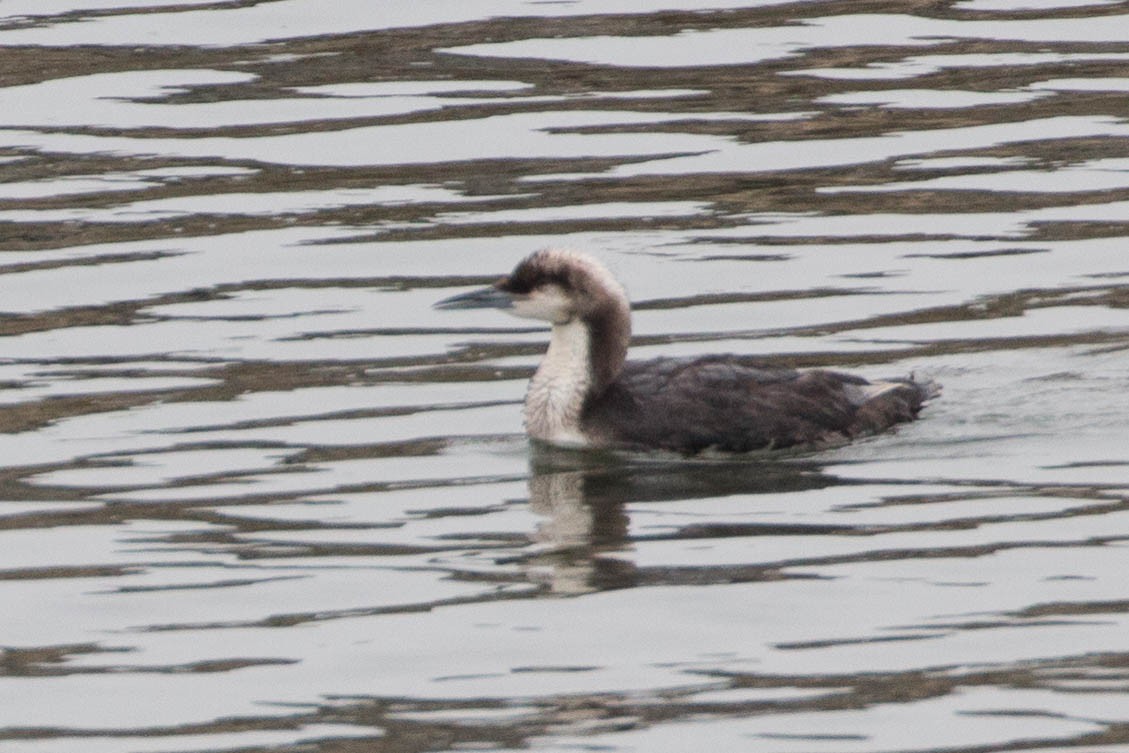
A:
[499, 275, 536, 295]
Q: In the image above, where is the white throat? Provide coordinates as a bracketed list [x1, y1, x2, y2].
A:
[524, 318, 592, 446]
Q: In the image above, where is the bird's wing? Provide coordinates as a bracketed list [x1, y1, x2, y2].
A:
[584, 356, 930, 454]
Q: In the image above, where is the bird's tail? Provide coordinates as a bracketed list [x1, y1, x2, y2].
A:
[905, 373, 942, 405]
[848, 374, 940, 435]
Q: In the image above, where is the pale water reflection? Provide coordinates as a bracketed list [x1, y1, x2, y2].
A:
[2, 1, 1129, 752]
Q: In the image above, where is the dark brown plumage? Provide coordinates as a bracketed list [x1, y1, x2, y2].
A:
[585, 356, 934, 454]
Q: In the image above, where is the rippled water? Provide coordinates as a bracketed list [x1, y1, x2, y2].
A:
[2, 1, 1129, 751]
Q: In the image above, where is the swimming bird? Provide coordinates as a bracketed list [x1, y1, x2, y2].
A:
[436, 248, 937, 454]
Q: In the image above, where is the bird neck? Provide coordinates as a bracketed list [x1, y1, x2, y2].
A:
[524, 302, 630, 445]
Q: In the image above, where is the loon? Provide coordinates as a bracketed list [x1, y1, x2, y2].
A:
[436, 248, 937, 454]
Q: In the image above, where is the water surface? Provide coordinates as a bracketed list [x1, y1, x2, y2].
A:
[2, 1, 1129, 751]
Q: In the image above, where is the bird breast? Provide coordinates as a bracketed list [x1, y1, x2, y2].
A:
[524, 318, 593, 446]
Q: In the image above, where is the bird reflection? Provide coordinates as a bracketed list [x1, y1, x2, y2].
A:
[521, 445, 842, 595]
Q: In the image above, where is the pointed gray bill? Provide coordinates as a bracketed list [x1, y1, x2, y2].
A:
[434, 286, 515, 310]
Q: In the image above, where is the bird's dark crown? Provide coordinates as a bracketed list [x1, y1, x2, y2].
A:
[496, 249, 581, 296]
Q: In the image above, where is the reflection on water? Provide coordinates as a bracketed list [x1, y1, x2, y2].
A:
[2, 1, 1129, 751]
